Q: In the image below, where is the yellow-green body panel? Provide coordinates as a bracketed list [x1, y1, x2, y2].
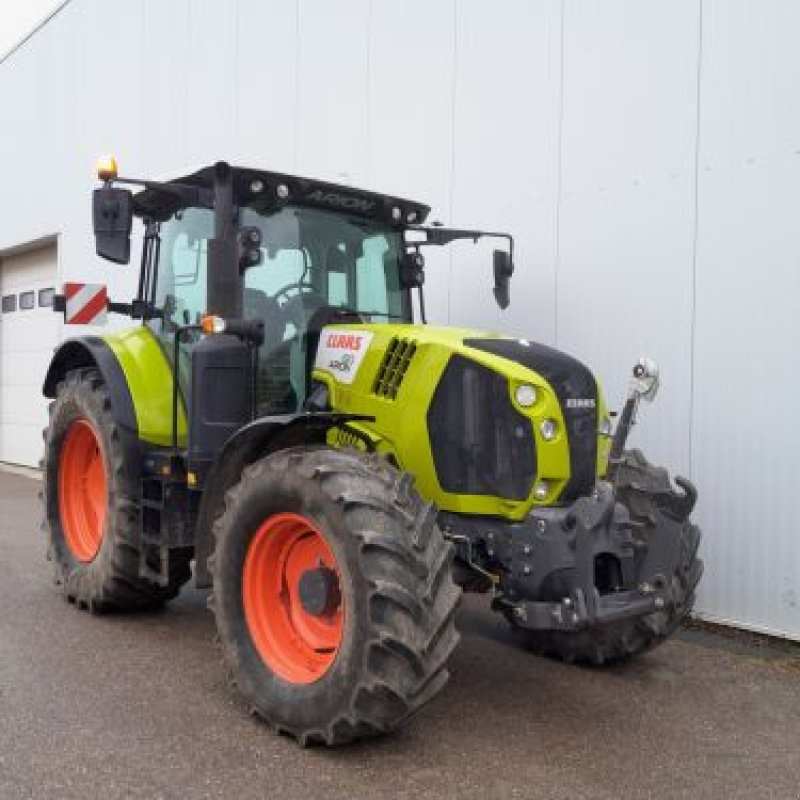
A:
[102, 326, 187, 446]
[102, 321, 609, 521]
[314, 324, 610, 522]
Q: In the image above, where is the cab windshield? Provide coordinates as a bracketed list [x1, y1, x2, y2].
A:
[242, 204, 409, 325]
[151, 204, 409, 415]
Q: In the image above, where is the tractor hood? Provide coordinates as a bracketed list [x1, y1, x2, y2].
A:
[312, 324, 611, 520]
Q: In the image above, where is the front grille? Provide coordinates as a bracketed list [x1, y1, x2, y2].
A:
[373, 337, 417, 399]
[465, 338, 598, 501]
[427, 356, 536, 500]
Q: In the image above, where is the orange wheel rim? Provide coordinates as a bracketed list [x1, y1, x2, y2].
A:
[58, 420, 107, 563]
[242, 512, 344, 684]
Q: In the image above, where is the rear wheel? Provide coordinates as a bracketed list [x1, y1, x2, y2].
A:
[42, 368, 191, 611]
[211, 447, 461, 745]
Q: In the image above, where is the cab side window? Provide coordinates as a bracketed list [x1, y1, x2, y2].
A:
[356, 236, 391, 314]
[151, 207, 213, 334]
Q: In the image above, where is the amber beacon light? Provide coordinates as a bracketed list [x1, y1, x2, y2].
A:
[95, 155, 118, 182]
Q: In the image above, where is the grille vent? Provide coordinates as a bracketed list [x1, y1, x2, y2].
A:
[331, 427, 367, 450]
[373, 337, 417, 399]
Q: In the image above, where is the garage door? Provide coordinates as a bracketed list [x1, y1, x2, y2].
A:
[0, 244, 59, 467]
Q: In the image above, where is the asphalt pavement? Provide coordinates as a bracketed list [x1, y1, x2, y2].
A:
[1, 469, 798, 800]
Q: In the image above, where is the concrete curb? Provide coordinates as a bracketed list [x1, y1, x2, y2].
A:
[0, 462, 42, 481]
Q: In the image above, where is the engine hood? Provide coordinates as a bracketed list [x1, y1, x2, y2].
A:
[312, 323, 610, 519]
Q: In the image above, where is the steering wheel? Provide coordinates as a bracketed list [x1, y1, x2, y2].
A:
[274, 282, 327, 328]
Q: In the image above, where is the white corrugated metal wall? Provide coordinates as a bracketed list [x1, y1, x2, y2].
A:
[0, 0, 797, 638]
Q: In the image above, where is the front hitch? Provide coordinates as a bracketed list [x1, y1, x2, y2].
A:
[499, 483, 675, 631]
[491, 458, 702, 633]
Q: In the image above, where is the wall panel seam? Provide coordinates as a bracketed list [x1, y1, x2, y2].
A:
[553, 0, 566, 347]
[446, 0, 458, 324]
[688, 0, 705, 483]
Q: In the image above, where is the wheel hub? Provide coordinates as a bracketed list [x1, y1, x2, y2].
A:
[298, 566, 341, 617]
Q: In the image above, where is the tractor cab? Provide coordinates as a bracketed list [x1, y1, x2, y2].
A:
[150, 193, 413, 416]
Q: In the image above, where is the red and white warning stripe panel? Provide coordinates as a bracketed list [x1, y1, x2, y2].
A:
[63, 283, 108, 325]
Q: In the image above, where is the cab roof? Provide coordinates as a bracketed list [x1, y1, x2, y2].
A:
[133, 164, 431, 226]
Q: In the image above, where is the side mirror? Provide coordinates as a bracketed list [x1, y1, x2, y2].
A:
[493, 249, 514, 309]
[92, 187, 133, 264]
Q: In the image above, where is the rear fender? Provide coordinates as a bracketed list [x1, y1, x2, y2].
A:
[101, 327, 186, 447]
[44, 337, 137, 435]
[45, 327, 186, 448]
[42, 336, 140, 474]
[194, 413, 370, 588]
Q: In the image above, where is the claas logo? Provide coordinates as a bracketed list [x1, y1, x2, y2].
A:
[326, 333, 364, 350]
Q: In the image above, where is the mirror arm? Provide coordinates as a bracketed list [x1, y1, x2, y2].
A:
[112, 176, 207, 208]
[406, 224, 514, 255]
[403, 225, 515, 311]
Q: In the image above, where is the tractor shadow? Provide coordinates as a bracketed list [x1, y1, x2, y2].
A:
[84, 581, 673, 762]
[307, 594, 666, 763]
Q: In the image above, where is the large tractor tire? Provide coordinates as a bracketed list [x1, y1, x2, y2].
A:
[41, 368, 191, 611]
[516, 451, 702, 666]
[211, 447, 461, 746]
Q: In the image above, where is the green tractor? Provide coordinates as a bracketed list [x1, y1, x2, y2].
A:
[42, 158, 702, 745]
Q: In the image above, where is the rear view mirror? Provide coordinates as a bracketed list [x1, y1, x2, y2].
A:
[493, 249, 514, 309]
[93, 187, 133, 264]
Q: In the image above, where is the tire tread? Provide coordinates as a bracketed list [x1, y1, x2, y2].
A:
[212, 446, 461, 745]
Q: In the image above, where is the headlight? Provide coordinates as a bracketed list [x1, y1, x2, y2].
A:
[534, 481, 550, 500]
[540, 418, 558, 441]
[515, 384, 537, 408]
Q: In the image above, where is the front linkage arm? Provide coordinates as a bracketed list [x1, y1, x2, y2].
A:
[608, 357, 660, 482]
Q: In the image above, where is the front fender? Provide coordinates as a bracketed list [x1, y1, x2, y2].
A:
[193, 413, 370, 587]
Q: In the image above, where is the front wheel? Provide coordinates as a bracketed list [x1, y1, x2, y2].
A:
[211, 447, 461, 745]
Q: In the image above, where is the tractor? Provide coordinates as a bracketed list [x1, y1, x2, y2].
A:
[41, 158, 703, 745]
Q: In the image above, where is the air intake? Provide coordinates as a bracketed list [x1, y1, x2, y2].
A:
[373, 337, 417, 399]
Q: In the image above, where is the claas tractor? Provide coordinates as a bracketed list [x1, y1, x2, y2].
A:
[41, 158, 703, 745]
